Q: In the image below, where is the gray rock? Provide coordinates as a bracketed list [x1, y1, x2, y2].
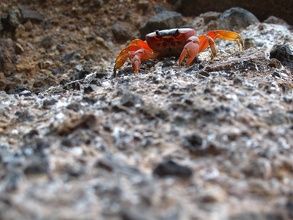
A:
[218, 7, 259, 31]
[18, 4, 44, 22]
[139, 11, 183, 39]
[270, 45, 293, 69]
[8, 10, 20, 28]
[168, 0, 293, 25]
[111, 21, 134, 43]
[153, 160, 192, 178]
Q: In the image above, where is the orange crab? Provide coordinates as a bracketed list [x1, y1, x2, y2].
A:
[113, 28, 244, 77]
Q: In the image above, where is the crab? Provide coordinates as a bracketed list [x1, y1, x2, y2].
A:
[113, 28, 244, 77]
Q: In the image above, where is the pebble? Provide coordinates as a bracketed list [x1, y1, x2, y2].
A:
[55, 114, 98, 135]
[111, 21, 134, 43]
[270, 44, 293, 69]
[14, 110, 35, 122]
[120, 93, 144, 108]
[40, 36, 54, 49]
[42, 98, 58, 109]
[153, 160, 192, 178]
[23, 157, 49, 175]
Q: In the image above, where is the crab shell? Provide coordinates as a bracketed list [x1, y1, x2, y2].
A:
[145, 28, 196, 57]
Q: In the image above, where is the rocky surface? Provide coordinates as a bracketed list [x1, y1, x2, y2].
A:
[168, 0, 293, 26]
[0, 1, 293, 220]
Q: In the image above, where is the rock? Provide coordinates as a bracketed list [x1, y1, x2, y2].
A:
[55, 114, 98, 136]
[0, 38, 16, 74]
[18, 4, 44, 22]
[42, 98, 58, 109]
[40, 36, 54, 49]
[120, 206, 157, 220]
[153, 160, 192, 178]
[264, 16, 288, 25]
[218, 7, 259, 31]
[264, 111, 290, 126]
[270, 45, 293, 69]
[120, 93, 144, 108]
[139, 11, 183, 39]
[8, 10, 20, 28]
[23, 157, 49, 175]
[241, 158, 272, 179]
[168, 0, 293, 25]
[111, 21, 134, 43]
[198, 186, 227, 203]
[183, 134, 222, 156]
[62, 51, 78, 63]
[15, 109, 35, 122]
[183, 134, 203, 151]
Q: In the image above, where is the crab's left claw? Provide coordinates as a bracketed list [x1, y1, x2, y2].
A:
[178, 36, 200, 66]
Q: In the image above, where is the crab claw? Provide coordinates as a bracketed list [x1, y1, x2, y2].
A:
[178, 36, 200, 66]
[113, 39, 158, 77]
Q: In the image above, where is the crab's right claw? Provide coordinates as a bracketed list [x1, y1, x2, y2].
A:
[113, 39, 159, 77]
[178, 36, 200, 66]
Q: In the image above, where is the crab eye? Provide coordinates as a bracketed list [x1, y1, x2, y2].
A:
[173, 29, 180, 36]
[155, 30, 162, 38]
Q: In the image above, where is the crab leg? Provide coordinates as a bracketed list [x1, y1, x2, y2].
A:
[198, 30, 244, 54]
[113, 39, 158, 77]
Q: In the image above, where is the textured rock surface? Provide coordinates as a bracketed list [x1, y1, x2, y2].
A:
[0, 1, 293, 219]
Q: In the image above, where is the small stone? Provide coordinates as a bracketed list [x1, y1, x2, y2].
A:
[95, 159, 114, 172]
[198, 70, 210, 77]
[8, 10, 20, 28]
[153, 160, 192, 178]
[15, 43, 24, 54]
[233, 77, 243, 86]
[120, 93, 144, 108]
[264, 111, 289, 126]
[198, 186, 227, 203]
[183, 134, 203, 151]
[268, 58, 283, 69]
[15, 109, 34, 122]
[200, 11, 221, 25]
[270, 44, 293, 69]
[244, 38, 256, 49]
[218, 7, 259, 31]
[111, 21, 133, 43]
[40, 36, 53, 49]
[264, 16, 288, 25]
[55, 114, 98, 135]
[62, 51, 77, 63]
[23, 157, 49, 175]
[42, 98, 58, 109]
